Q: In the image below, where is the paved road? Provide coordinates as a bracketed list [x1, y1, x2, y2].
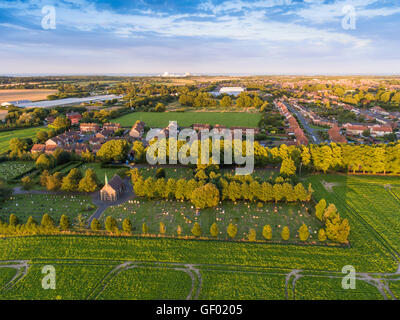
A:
[284, 101, 322, 144]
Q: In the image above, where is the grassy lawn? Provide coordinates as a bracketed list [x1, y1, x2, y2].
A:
[0, 194, 96, 224]
[111, 111, 262, 128]
[0, 127, 44, 154]
[139, 166, 194, 180]
[102, 198, 320, 242]
[78, 163, 125, 183]
[0, 161, 35, 180]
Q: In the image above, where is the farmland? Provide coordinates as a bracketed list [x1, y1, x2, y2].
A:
[0, 89, 57, 104]
[111, 111, 262, 128]
[0, 127, 44, 153]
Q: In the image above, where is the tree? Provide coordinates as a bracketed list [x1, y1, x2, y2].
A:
[105, 216, 118, 233]
[227, 223, 237, 239]
[122, 218, 132, 234]
[9, 214, 18, 226]
[210, 222, 219, 237]
[59, 214, 70, 231]
[51, 116, 71, 132]
[281, 226, 290, 241]
[154, 102, 166, 112]
[40, 170, 50, 187]
[9, 138, 28, 158]
[191, 183, 220, 209]
[21, 176, 33, 190]
[294, 183, 308, 202]
[46, 173, 62, 191]
[97, 140, 131, 163]
[142, 222, 148, 234]
[262, 225, 272, 240]
[248, 228, 256, 241]
[318, 228, 327, 242]
[315, 199, 327, 221]
[128, 168, 142, 184]
[78, 169, 99, 192]
[219, 96, 233, 108]
[91, 218, 101, 231]
[61, 168, 82, 192]
[298, 223, 309, 241]
[191, 222, 202, 237]
[280, 156, 296, 176]
[36, 130, 49, 143]
[159, 222, 166, 234]
[177, 225, 183, 236]
[41, 213, 55, 229]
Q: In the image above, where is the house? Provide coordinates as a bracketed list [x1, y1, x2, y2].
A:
[80, 123, 100, 133]
[103, 123, 121, 132]
[44, 144, 58, 154]
[328, 125, 347, 143]
[66, 112, 82, 125]
[96, 129, 114, 140]
[31, 144, 46, 153]
[100, 174, 125, 202]
[344, 124, 369, 135]
[129, 121, 146, 138]
[193, 123, 211, 132]
[370, 126, 392, 137]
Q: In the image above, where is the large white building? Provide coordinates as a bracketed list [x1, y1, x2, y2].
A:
[218, 87, 245, 96]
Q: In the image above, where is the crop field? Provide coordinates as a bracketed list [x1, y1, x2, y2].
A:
[111, 111, 262, 128]
[0, 194, 96, 223]
[0, 127, 44, 154]
[0, 89, 57, 103]
[0, 161, 35, 180]
[0, 174, 400, 299]
[101, 198, 320, 242]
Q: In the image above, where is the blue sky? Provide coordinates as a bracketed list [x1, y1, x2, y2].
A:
[0, 0, 400, 75]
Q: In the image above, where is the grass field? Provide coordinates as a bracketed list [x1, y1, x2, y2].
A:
[101, 199, 319, 242]
[0, 194, 96, 224]
[111, 111, 262, 128]
[0, 127, 43, 154]
[0, 89, 57, 103]
[1, 173, 400, 299]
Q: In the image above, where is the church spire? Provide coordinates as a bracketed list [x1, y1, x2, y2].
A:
[105, 173, 108, 185]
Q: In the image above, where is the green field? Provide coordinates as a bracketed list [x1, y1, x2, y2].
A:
[0, 127, 43, 154]
[1, 174, 400, 299]
[0, 194, 96, 223]
[111, 111, 262, 128]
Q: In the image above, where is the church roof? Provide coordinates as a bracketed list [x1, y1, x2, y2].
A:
[107, 174, 124, 191]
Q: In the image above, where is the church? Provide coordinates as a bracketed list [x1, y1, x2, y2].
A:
[100, 174, 125, 202]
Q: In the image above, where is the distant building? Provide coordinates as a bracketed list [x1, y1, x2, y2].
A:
[103, 123, 121, 132]
[31, 144, 46, 153]
[129, 121, 146, 138]
[66, 112, 82, 125]
[218, 87, 245, 96]
[328, 125, 347, 143]
[100, 174, 125, 202]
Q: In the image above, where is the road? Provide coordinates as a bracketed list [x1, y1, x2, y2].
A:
[283, 101, 322, 144]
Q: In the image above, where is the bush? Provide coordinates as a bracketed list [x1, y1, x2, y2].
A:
[191, 222, 202, 237]
[298, 223, 309, 241]
[227, 223, 237, 239]
[59, 214, 70, 231]
[262, 225, 272, 240]
[122, 218, 132, 233]
[248, 228, 256, 241]
[210, 222, 219, 237]
[91, 218, 101, 231]
[281, 226, 290, 241]
[105, 216, 118, 233]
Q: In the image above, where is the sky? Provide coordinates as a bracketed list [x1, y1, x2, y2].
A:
[0, 0, 400, 75]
